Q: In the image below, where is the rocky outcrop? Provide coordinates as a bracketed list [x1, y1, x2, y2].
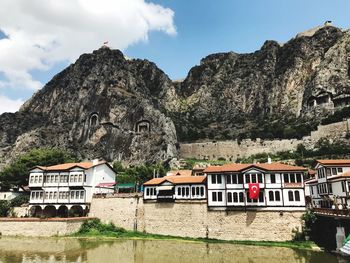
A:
[0, 47, 178, 166]
[1, 25, 350, 165]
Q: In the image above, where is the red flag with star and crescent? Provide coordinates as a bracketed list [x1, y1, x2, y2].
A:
[249, 183, 260, 199]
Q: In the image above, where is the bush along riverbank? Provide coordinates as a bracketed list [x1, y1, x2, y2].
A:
[70, 219, 316, 250]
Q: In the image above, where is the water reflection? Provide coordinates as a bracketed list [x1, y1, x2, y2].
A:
[0, 237, 347, 263]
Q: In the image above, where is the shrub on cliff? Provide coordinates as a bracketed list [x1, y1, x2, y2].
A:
[77, 218, 126, 236]
[0, 201, 10, 217]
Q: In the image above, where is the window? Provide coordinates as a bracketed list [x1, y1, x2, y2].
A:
[275, 191, 281, 201]
[269, 191, 274, 201]
[146, 188, 150, 196]
[227, 174, 232, 184]
[332, 168, 337, 175]
[212, 192, 217, 202]
[200, 187, 204, 197]
[239, 192, 244, 202]
[233, 192, 238, 203]
[186, 187, 189, 197]
[53, 192, 57, 199]
[178, 188, 181, 196]
[284, 174, 289, 183]
[30, 176, 34, 183]
[238, 174, 243, 184]
[39, 192, 43, 199]
[191, 187, 195, 196]
[196, 187, 200, 196]
[75, 191, 79, 199]
[227, 192, 232, 203]
[328, 183, 333, 194]
[211, 174, 222, 184]
[80, 191, 85, 199]
[270, 174, 276, 184]
[326, 168, 331, 177]
[295, 191, 300, 202]
[251, 174, 256, 183]
[245, 174, 250, 183]
[232, 174, 238, 184]
[296, 174, 302, 183]
[290, 174, 296, 183]
[55, 175, 59, 183]
[218, 192, 223, 202]
[311, 187, 314, 195]
[71, 191, 75, 199]
[342, 181, 346, 192]
[181, 187, 185, 197]
[79, 174, 83, 182]
[288, 191, 294, 201]
[259, 192, 264, 203]
[31, 192, 35, 199]
[338, 168, 343, 173]
[258, 174, 263, 183]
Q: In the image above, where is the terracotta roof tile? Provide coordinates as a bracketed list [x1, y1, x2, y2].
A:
[143, 176, 206, 186]
[204, 162, 306, 173]
[167, 170, 193, 177]
[32, 161, 106, 171]
[317, 160, 350, 166]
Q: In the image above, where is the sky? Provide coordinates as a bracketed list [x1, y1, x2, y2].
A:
[0, 0, 350, 114]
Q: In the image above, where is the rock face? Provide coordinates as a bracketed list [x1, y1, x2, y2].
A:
[0, 47, 178, 166]
[1, 25, 350, 165]
[171, 26, 350, 140]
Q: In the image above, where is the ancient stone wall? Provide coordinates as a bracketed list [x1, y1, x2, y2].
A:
[90, 197, 304, 241]
[0, 218, 86, 237]
[179, 119, 350, 161]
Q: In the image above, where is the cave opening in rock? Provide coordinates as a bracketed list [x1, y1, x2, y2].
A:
[136, 120, 150, 133]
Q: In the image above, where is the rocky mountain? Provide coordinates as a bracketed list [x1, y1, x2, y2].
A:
[0, 25, 350, 166]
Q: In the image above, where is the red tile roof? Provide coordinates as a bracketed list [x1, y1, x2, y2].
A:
[143, 176, 206, 186]
[328, 171, 350, 181]
[317, 160, 350, 166]
[204, 163, 306, 173]
[32, 161, 107, 171]
[167, 170, 193, 177]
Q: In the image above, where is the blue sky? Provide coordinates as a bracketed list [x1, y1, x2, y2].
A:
[0, 0, 350, 113]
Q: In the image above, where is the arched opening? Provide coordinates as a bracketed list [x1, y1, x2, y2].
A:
[43, 206, 57, 218]
[135, 120, 150, 133]
[69, 205, 85, 217]
[89, 113, 99, 127]
[57, 205, 69, 218]
[30, 206, 43, 217]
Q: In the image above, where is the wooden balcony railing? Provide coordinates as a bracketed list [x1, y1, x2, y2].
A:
[313, 208, 350, 218]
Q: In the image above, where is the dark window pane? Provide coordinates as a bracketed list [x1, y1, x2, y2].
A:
[192, 187, 195, 196]
[217, 175, 222, 184]
[269, 191, 274, 201]
[259, 192, 264, 202]
[200, 187, 204, 196]
[211, 174, 216, 184]
[238, 174, 243, 184]
[271, 174, 276, 184]
[288, 191, 294, 201]
[284, 174, 289, 183]
[233, 192, 238, 202]
[239, 192, 244, 202]
[227, 192, 232, 203]
[246, 174, 250, 183]
[227, 174, 232, 184]
[218, 192, 223, 202]
[275, 191, 281, 201]
[295, 191, 300, 201]
[212, 192, 217, 202]
[251, 174, 256, 183]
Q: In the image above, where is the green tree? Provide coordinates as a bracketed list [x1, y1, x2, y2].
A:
[0, 148, 77, 190]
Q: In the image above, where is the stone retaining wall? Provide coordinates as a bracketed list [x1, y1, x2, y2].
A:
[0, 217, 89, 237]
[90, 197, 304, 241]
[179, 119, 350, 161]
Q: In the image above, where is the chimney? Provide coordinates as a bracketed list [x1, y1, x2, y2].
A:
[267, 156, 272, 164]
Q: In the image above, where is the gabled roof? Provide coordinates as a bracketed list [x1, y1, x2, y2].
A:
[166, 170, 192, 177]
[31, 161, 107, 172]
[204, 163, 306, 173]
[316, 160, 350, 166]
[143, 176, 206, 186]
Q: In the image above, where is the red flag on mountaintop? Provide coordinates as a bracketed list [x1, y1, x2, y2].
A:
[249, 183, 260, 199]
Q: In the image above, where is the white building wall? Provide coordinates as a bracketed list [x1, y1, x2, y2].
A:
[282, 189, 305, 206]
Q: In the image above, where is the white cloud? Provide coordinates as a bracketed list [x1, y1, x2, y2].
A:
[0, 95, 24, 113]
[0, 0, 176, 94]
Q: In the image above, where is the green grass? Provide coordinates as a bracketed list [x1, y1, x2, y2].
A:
[70, 219, 316, 250]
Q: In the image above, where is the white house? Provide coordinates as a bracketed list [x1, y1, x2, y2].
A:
[28, 159, 117, 217]
[204, 162, 307, 210]
[143, 172, 206, 201]
[305, 159, 350, 208]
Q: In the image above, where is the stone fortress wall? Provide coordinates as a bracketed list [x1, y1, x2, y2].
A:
[89, 197, 304, 242]
[179, 119, 350, 161]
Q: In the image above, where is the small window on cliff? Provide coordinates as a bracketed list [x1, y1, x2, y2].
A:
[90, 113, 99, 127]
[135, 120, 150, 133]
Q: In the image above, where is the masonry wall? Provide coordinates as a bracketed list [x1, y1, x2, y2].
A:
[179, 119, 350, 161]
[0, 218, 85, 237]
[90, 197, 304, 241]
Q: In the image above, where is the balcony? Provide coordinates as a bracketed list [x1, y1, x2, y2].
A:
[313, 208, 350, 218]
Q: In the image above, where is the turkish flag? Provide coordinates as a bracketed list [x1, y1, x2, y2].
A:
[249, 183, 260, 199]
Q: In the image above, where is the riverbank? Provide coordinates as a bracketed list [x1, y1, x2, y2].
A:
[69, 218, 317, 250]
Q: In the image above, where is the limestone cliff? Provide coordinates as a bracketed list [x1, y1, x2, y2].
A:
[0, 47, 178, 165]
[1, 25, 350, 165]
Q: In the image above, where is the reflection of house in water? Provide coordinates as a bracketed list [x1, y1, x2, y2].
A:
[135, 120, 150, 133]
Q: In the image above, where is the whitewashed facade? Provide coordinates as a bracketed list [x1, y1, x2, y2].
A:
[143, 175, 206, 201]
[29, 160, 116, 216]
[205, 163, 307, 210]
[305, 160, 350, 208]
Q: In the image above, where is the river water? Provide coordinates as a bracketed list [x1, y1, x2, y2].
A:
[0, 237, 348, 263]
